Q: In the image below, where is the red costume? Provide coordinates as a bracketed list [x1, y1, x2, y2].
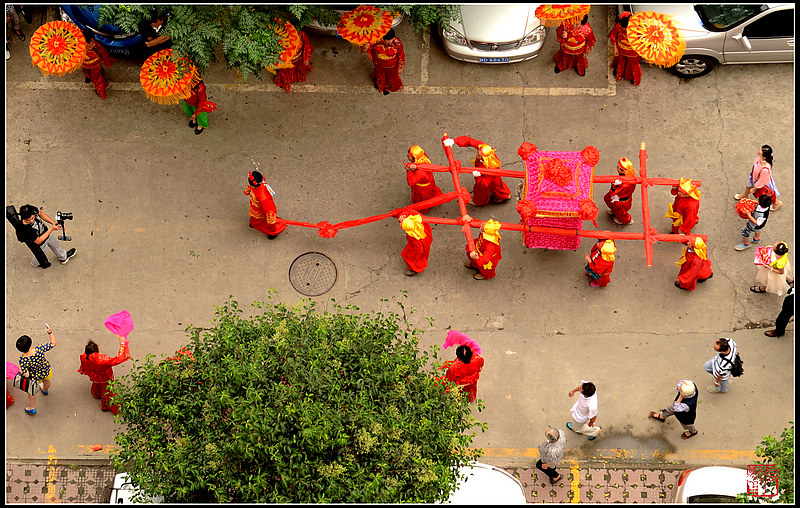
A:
[367, 34, 405, 93]
[667, 179, 701, 235]
[245, 174, 287, 237]
[467, 220, 502, 280]
[608, 14, 641, 86]
[77, 342, 131, 414]
[453, 136, 511, 206]
[406, 145, 444, 213]
[82, 39, 114, 99]
[442, 354, 485, 402]
[400, 215, 433, 274]
[184, 81, 215, 116]
[604, 157, 636, 224]
[274, 30, 313, 93]
[585, 239, 616, 287]
[676, 238, 713, 291]
[553, 21, 596, 75]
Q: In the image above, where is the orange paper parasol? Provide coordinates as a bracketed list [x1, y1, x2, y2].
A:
[139, 49, 199, 105]
[627, 11, 686, 67]
[29, 20, 87, 76]
[337, 5, 394, 46]
[534, 4, 591, 27]
[265, 20, 302, 72]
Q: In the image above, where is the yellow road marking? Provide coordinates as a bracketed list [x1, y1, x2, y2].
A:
[569, 461, 581, 503]
[46, 444, 61, 503]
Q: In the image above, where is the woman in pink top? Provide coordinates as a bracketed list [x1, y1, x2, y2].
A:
[734, 145, 782, 211]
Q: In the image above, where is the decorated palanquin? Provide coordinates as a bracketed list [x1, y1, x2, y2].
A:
[521, 145, 600, 250]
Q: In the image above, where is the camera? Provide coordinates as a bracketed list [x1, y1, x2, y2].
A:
[56, 212, 73, 225]
[55, 212, 73, 241]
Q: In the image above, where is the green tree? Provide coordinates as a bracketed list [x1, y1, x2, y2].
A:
[110, 295, 485, 503]
[98, 4, 460, 81]
[737, 422, 794, 503]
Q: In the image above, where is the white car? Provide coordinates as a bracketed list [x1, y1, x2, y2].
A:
[445, 462, 527, 504]
[440, 4, 547, 64]
[672, 466, 775, 503]
[107, 473, 164, 504]
[621, 4, 794, 77]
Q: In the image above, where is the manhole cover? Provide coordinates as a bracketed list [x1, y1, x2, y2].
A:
[289, 252, 338, 296]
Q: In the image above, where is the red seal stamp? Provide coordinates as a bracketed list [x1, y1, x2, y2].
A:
[747, 464, 779, 497]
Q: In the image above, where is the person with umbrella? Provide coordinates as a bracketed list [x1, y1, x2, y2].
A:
[367, 28, 405, 95]
[608, 11, 641, 86]
[553, 14, 596, 77]
[183, 76, 217, 135]
[81, 29, 115, 99]
[274, 29, 313, 93]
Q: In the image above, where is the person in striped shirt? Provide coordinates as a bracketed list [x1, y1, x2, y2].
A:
[704, 338, 737, 394]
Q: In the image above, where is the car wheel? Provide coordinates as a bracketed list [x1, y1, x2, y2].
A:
[670, 55, 716, 78]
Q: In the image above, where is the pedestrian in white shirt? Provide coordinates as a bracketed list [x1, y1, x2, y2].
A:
[566, 380, 602, 440]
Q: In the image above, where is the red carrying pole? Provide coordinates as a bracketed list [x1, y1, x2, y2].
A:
[639, 142, 654, 267]
[441, 133, 475, 253]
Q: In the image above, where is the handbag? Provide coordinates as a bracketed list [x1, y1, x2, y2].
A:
[13, 372, 40, 395]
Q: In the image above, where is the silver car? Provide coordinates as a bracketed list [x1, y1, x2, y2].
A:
[622, 4, 794, 77]
[440, 4, 548, 64]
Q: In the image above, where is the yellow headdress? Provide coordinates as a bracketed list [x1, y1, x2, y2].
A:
[678, 178, 701, 200]
[408, 145, 431, 165]
[693, 237, 707, 260]
[617, 157, 635, 177]
[600, 239, 616, 262]
[476, 143, 502, 169]
[481, 219, 502, 244]
[401, 214, 427, 240]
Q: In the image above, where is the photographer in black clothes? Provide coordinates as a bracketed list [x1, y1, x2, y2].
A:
[16, 205, 76, 267]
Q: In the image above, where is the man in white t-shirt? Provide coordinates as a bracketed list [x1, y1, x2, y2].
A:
[566, 380, 602, 439]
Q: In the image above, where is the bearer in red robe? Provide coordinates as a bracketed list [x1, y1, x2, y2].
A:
[81, 29, 115, 99]
[585, 239, 616, 287]
[367, 28, 405, 95]
[406, 145, 444, 213]
[608, 11, 641, 86]
[553, 15, 596, 76]
[452, 136, 511, 206]
[675, 237, 713, 291]
[399, 211, 433, 276]
[77, 337, 131, 414]
[274, 30, 313, 93]
[441, 345, 485, 403]
[604, 157, 637, 225]
[666, 179, 701, 235]
[466, 219, 502, 280]
[244, 170, 287, 239]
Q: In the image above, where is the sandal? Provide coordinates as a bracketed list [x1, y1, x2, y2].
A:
[750, 285, 767, 293]
[680, 431, 698, 440]
[649, 411, 666, 423]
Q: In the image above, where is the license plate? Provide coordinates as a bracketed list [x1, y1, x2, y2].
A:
[479, 57, 509, 63]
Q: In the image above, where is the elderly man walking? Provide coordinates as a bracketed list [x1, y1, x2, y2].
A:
[566, 380, 602, 440]
[649, 380, 699, 440]
[536, 427, 566, 484]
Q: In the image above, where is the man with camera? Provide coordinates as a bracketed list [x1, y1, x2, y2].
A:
[17, 205, 76, 267]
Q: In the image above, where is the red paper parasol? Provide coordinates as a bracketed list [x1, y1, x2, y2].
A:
[534, 4, 591, 27]
[337, 5, 394, 46]
[28, 20, 87, 76]
[139, 49, 199, 105]
[265, 20, 302, 72]
[627, 11, 686, 67]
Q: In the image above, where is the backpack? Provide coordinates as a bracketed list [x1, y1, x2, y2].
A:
[729, 353, 744, 377]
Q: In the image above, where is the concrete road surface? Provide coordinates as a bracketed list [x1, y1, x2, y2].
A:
[5, 5, 794, 479]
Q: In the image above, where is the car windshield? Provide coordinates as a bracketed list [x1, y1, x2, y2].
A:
[694, 4, 767, 32]
[687, 494, 738, 503]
